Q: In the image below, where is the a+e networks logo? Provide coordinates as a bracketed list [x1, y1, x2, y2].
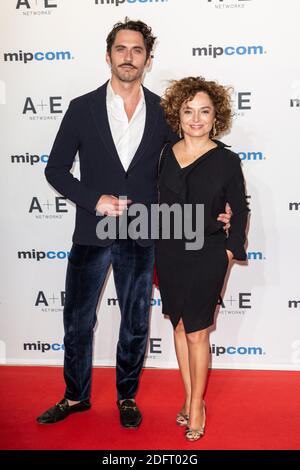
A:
[16, 0, 58, 15]
[29, 196, 69, 220]
[218, 292, 252, 316]
[22, 96, 63, 121]
[207, 0, 252, 9]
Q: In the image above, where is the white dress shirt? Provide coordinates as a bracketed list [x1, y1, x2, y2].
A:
[106, 81, 146, 172]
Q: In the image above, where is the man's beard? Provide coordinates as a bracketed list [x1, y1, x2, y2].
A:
[113, 64, 144, 83]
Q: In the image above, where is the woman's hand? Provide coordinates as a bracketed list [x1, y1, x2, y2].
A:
[218, 203, 232, 231]
[226, 249, 234, 261]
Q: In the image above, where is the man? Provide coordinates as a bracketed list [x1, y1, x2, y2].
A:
[37, 19, 230, 428]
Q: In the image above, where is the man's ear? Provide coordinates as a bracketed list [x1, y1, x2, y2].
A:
[145, 55, 152, 69]
[106, 52, 111, 67]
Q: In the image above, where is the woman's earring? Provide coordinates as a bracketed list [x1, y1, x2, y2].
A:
[178, 124, 182, 139]
[212, 121, 217, 138]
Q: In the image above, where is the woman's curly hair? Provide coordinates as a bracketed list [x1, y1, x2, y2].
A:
[161, 76, 233, 137]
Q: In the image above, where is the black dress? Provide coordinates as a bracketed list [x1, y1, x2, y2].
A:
[155, 140, 249, 333]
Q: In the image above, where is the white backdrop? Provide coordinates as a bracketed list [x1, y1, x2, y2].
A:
[1, 0, 300, 370]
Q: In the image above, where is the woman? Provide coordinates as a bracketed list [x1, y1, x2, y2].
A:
[155, 77, 249, 441]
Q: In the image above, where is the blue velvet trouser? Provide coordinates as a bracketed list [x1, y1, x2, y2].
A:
[63, 240, 154, 401]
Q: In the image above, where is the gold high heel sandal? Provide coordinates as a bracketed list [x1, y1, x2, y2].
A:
[176, 411, 189, 426]
[185, 401, 206, 441]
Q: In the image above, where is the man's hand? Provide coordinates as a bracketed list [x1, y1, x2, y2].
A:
[217, 203, 232, 231]
[96, 195, 132, 217]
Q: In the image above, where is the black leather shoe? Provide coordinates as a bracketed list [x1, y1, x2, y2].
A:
[36, 398, 91, 424]
[117, 399, 142, 428]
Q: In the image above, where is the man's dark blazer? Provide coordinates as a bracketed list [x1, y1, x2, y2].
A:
[45, 81, 178, 247]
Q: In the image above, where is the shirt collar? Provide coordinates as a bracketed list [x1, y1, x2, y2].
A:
[107, 80, 145, 108]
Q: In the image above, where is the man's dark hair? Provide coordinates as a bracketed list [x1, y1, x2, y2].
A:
[106, 18, 156, 60]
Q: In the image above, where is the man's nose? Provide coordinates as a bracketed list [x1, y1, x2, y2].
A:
[124, 49, 133, 62]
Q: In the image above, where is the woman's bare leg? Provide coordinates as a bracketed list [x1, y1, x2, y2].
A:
[174, 319, 191, 417]
[186, 327, 210, 430]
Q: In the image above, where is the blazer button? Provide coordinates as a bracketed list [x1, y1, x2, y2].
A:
[124, 172, 129, 179]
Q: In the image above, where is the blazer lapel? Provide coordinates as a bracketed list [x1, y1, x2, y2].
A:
[89, 83, 159, 172]
[88, 82, 124, 170]
[128, 86, 159, 171]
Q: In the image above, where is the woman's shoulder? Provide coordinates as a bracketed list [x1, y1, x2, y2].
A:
[171, 140, 181, 152]
[214, 140, 241, 166]
[158, 141, 173, 175]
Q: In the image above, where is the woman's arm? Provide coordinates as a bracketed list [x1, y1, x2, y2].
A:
[225, 158, 250, 261]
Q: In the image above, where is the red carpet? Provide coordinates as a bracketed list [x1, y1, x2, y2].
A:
[0, 366, 299, 450]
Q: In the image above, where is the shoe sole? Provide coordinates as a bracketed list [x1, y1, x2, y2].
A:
[120, 417, 142, 428]
[36, 406, 91, 424]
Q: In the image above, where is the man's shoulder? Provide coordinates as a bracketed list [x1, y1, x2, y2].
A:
[69, 83, 106, 108]
[142, 86, 161, 105]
